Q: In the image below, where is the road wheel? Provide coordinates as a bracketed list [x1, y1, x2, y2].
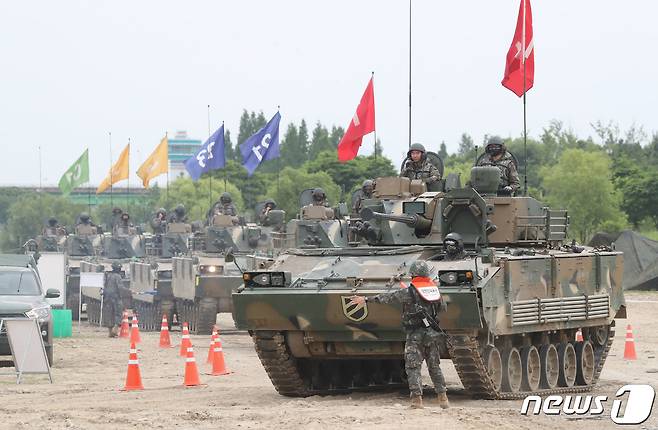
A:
[557, 342, 577, 387]
[539, 344, 559, 389]
[575, 341, 595, 385]
[520, 345, 541, 391]
[484, 346, 503, 391]
[501, 347, 522, 393]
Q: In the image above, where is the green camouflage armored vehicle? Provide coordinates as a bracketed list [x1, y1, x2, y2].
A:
[129, 221, 192, 331]
[80, 228, 144, 324]
[171, 210, 286, 334]
[232, 168, 626, 399]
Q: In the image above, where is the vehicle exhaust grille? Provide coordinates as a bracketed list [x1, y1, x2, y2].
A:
[510, 294, 609, 327]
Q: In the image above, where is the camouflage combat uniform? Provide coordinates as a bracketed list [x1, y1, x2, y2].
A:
[103, 271, 125, 328]
[477, 153, 520, 192]
[351, 188, 373, 214]
[367, 283, 447, 397]
[212, 202, 238, 217]
[400, 159, 441, 183]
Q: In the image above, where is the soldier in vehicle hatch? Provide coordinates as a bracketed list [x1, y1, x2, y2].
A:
[75, 212, 97, 235]
[350, 260, 449, 410]
[400, 143, 441, 184]
[151, 208, 167, 234]
[301, 188, 334, 220]
[259, 199, 277, 226]
[352, 180, 374, 214]
[443, 232, 466, 261]
[43, 217, 66, 236]
[208, 193, 239, 225]
[476, 136, 520, 195]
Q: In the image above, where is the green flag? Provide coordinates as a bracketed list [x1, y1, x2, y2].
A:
[58, 149, 89, 196]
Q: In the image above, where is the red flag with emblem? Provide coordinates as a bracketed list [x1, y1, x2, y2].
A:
[337, 77, 375, 162]
[502, 0, 534, 97]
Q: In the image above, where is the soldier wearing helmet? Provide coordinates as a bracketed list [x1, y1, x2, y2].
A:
[114, 212, 136, 236]
[400, 143, 441, 184]
[352, 179, 375, 214]
[150, 208, 167, 234]
[259, 199, 278, 226]
[476, 136, 520, 195]
[350, 260, 449, 410]
[208, 193, 239, 225]
[301, 188, 335, 220]
[169, 204, 189, 223]
[75, 212, 97, 235]
[103, 262, 126, 338]
[43, 217, 65, 237]
[443, 232, 466, 261]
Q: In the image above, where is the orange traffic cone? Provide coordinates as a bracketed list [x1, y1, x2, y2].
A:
[129, 315, 142, 344]
[183, 346, 201, 387]
[119, 311, 130, 338]
[206, 328, 218, 364]
[624, 324, 637, 360]
[575, 328, 584, 342]
[179, 322, 192, 357]
[159, 314, 171, 348]
[210, 337, 231, 376]
[123, 342, 144, 390]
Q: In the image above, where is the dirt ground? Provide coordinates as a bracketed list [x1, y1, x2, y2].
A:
[1, 291, 657, 430]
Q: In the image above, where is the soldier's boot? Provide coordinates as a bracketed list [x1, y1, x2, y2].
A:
[410, 394, 424, 409]
[437, 392, 450, 409]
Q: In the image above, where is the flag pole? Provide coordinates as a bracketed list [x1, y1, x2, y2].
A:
[522, 0, 528, 196]
[165, 132, 169, 206]
[371, 71, 377, 159]
[223, 121, 227, 192]
[207, 104, 213, 207]
[408, 0, 412, 149]
[109, 131, 113, 207]
[127, 138, 130, 213]
[276, 106, 280, 196]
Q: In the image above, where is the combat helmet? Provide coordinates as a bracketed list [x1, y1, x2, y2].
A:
[111, 261, 122, 272]
[443, 232, 464, 255]
[406, 142, 426, 160]
[220, 192, 232, 204]
[47, 217, 58, 227]
[409, 260, 430, 278]
[312, 188, 326, 202]
[79, 212, 90, 223]
[174, 204, 186, 216]
[485, 136, 506, 156]
[362, 179, 374, 193]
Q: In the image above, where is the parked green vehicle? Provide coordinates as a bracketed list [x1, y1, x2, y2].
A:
[232, 167, 626, 399]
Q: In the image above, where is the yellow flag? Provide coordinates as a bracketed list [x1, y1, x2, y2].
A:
[137, 136, 169, 187]
[96, 144, 130, 194]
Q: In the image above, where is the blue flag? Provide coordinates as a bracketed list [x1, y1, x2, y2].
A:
[185, 124, 225, 181]
[240, 112, 281, 176]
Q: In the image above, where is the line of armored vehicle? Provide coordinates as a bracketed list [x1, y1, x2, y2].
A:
[28, 148, 627, 402]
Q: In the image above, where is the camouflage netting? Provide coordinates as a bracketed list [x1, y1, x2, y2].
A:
[589, 230, 658, 290]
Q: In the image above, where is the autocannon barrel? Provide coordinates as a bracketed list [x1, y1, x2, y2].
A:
[360, 208, 432, 234]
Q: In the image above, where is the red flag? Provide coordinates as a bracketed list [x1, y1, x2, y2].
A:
[502, 0, 534, 97]
[337, 77, 375, 162]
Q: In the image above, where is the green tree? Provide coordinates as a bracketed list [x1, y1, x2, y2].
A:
[224, 129, 235, 162]
[280, 123, 307, 168]
[308, 122, 333, 159]
[159, 176, 243, 223]
[208, 160, 272, 214]
[374, 137, 383, 158]
[438, 142, 448, 160]
[458, 133, 474, 156]
[541, 149, 627, 242]
[260, 167, 340, 220]
[329, 126, 345, 148]
[1, 193, 85, 251]
[304, 150, 396, 195]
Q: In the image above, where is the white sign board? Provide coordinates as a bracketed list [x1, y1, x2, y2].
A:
[78, 272, 105, 330]
[37, 253, 67, 307]
[1, 318, 52, 383]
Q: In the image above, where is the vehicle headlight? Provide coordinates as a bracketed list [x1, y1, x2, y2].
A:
[26, 305, 51, 322]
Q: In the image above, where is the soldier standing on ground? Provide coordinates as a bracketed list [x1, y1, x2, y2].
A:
[350, 260, 449, 409]
[476, 136, 520, 195]
[400, 143, 441, 184]
[104, 262, 125, 338]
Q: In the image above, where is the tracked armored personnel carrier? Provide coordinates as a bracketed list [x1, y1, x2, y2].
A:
[232, 167, 626, 399]
[129, 221, 192, 331]
[171, 210, 287, 334]
[80, 229, 144, 324]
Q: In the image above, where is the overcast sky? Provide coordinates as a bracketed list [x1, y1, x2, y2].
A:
[1, 1, 656, 187]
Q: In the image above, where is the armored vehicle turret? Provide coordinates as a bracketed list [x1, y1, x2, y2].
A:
[232, 168, 626, 399]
